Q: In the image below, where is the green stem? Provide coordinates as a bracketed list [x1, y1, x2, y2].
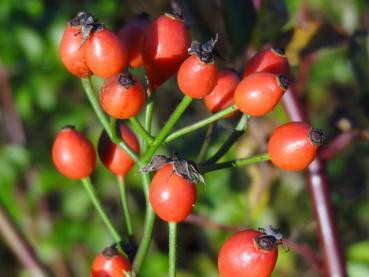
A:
[132, 173, 156, 272]
[81, 178, 122, 244]
[117, 175, 133, 237]
[145, 94, 154, 134]
[165, 104, 238, 143]
[132, 93, 157, 273]
[168, 222, 177, 277]
[133, 96, 192, 272]
[196, 122, 216, 163]
[200, 153, 270, 173]
[142, 96, 193, 163]
[81, 77, 112, 137]
[142, 94, 154, 152]
[81, 77, 139, 162]
[129, 116, 154, 145]
[204, 114, 250, 165]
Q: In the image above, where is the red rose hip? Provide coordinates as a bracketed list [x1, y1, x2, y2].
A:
[267, 122, 325, 170]
[234, 72, 289, 116]
[118, 13, 150, 68]
[59, 13, 92, 77]
[204, 69, 240, 117]
[141, 9, 190, 91]
[218, 229, 279, 277]
[243, 47, 290, 78]
[52, 126, 96, 179]
[98, 123, 140, 176]
[149, 164, 196, 222]
[91, 245, 131, 277]
[86, 27, 128, 78]
[99, 72, 145, 119]
[177, 36, 219, 99]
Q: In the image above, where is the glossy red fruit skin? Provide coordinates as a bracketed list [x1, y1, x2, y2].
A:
[234, 72, 287, 116]
[118, 14, 150, 68]
[218, 230, 278, 277]
[98, 123, 140, 176]
[86, 28, 128, 78]
[149, 164, 196, 222]
[141, 13, 190, 91]
[268, 122, 320, 170]
[177, 55, 218, 99]
[243, 47, 290, 78]
[59, 23, 91, 77]
[52, 126, 96, 179]
[204, 69, 240, 117]
[91, 249, 131, 277]
[99, 74, 145, 119]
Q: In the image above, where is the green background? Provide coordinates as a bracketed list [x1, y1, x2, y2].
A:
[1, 0, 369, 276]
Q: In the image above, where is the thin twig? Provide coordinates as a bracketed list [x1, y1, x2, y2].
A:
[204, 114, 250, 165]
[200, 153, 270, 173]
[165, 104, 238, 143]
[0, 62, 26, 143]
[282, 86, 347, 277]
[0, 203, 49, 277]
[196, 122, 216, 163]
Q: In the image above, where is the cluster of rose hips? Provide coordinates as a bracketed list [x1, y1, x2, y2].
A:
[55, 8, 325, 277]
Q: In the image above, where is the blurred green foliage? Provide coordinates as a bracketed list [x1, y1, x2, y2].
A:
[1, 0, 369, 276]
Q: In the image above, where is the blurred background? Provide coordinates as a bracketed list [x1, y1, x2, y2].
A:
[1, 0, 369, 276]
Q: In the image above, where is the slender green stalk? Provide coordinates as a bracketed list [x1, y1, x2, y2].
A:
[117, 176, 133, 237]
[200, 153, 270, 173]
[204, 114, 250, 165]
[141, 96, 193, 163]
[129, 116, 154, 145]
[165, 104, 238, 143]
[168, 222, 177, 277]
[196, 122, 216, 163]
[81, 77, 139, 162]
[145, 94, 154, 135]
[132, 173, 156, 272]
[110, 117, 117, 131]
[81, 178, 122, 244]
[81, 77, 112, 137]
[141, 94, 154, 153]
[132, 93, 157, 273]
[133, 96, 192, 272]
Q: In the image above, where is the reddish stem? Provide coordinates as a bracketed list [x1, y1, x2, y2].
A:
[0, 204, 49, 277]
[0, 62, 26, 144]
[320, 129, 369, 160]
[281, 87, 347, 277]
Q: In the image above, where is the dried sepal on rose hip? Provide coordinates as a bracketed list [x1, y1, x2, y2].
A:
[255, 225, 288, 251]
[91, 244, 133, 277]
[218, 225, 285, 277]
[177, 34, 219, 99]
[99, 72, 145, 119]
[142, 153, 205, 184]
[267, 122, 325, 170]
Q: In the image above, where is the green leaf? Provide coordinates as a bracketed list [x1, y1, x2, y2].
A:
[15, 26, 44, 64]
[348, 241, 369, 264]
